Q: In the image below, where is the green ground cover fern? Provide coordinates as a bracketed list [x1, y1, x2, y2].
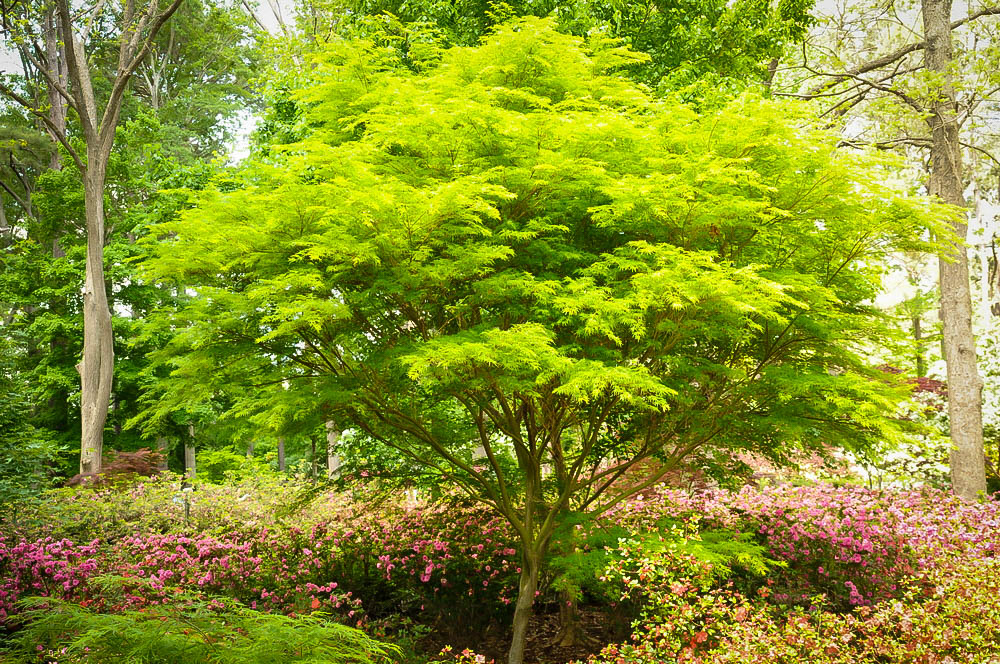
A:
[3, 579, 395, 664]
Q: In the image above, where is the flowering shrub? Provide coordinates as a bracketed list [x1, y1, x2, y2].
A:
[4, 477, 1000, 662]
[0, 485, 523, 635]
[724, 485, 917, 609]
[587, 485, 1000, 664]
[0, 535, 99, 622]
[589, 555, 1000, 664]
[297, 496, 521, 635]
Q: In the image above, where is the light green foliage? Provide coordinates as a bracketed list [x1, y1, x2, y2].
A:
[4, 582, 394, 664]
[548, 512, 773, 606]
[680, 528, 776, 580]
[137, 18, 942, 579]
[197, 448, 274, 483]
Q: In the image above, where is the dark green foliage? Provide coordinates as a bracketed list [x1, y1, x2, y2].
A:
[0, 338, 63, 510]
[299, 0, 813, 91]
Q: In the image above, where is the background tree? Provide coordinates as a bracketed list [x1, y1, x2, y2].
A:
[775, 0, 1000, 499]
[0, 0, 260, 472]
[289, 0, 814, 92]
[0, 0, 189, 474]
[137, 20, 943, 663]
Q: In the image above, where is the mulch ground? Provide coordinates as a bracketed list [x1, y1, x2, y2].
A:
[424, 605, 628, 664]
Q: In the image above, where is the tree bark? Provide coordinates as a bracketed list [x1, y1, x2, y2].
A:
[912, 314, 925, 376]
[277, 436, 286, 472]
[554, 589, 590, 647]
[922, 0, 987, 500]
[155, 436, 169, 471]
[325, 420, 341, 479]
[185, 424, 197, 480]
[508, 551, 541, 664]
[77, 161, 114, 475]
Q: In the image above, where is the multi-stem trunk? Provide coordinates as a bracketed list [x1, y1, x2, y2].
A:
[78, 162, 114, 475]
[922, 0, 987, 500]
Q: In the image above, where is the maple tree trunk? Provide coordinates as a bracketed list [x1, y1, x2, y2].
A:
[78, 161, 114, 475]
[277, 436, 286, 472]
[508, 550, 540, 664]
[922, 0, 987, 500]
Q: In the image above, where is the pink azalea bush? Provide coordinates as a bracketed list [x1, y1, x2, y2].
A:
[4, 477, 1000, 662]
[0, 535, 99, 622]
[588, 485, 1000, 664]
[0, 485, 521, 633]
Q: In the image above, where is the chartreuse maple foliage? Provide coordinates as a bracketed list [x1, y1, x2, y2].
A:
[136, 17, 941, 659]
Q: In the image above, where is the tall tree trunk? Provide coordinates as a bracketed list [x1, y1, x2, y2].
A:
[77, 161, 114, 475]
[922, 0, 987, 500]
[155, 436, 169, 471]
[508, 550, 541, 664]
[185, 424, 197, 480]
[277, 436, 286, 472]
[912, 315, 925, 376]
[325, 420, 341, 479]
[1, 0, 185, 476]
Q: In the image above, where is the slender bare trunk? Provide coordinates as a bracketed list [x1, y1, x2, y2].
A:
[508, 551, 541, 664]
[923, 0, 987, 500]
[185, 424, 196, 480]
[277, 436, 286, 472]
[0, 194, 7, 237]
[155, 436, 169, 471]
[77, 161, 114, 475]
[246, 440, 255, 458]
[325, 420, 341, 478]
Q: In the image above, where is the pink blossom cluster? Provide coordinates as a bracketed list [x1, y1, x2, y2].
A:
[0, 535, 99, 621]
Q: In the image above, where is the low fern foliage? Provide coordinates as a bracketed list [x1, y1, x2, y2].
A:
[4, 580, 396, 664]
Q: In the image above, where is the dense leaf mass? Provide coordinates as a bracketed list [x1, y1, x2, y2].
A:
[140, 19, 939, 505]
